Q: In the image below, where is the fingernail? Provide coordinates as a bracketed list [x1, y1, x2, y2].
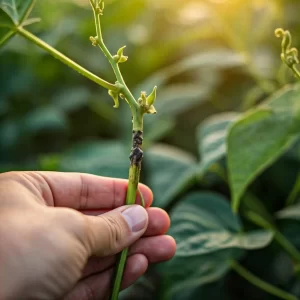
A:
[122, 205, 148, 232]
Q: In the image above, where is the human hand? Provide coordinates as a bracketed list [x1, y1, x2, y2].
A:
[0, 171, 175, 300]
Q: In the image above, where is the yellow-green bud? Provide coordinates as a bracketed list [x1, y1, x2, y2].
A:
[89, 36, 99, 46]
[140, 91, 147, 105]
[113, 46, 128, 63]
[146, 86, 157, 106]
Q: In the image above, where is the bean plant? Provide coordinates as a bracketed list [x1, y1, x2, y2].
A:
[1, 1, 300, 300]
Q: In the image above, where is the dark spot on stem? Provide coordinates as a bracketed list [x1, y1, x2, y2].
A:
[129, 130, 143, 166]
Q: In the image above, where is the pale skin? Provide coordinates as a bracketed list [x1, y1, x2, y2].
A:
[0, 171, 176, 300]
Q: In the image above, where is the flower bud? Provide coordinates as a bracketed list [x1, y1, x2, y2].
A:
[146, 86, 157, 106]
[113, 46, 128, 63]
[89, 36, 99, 46]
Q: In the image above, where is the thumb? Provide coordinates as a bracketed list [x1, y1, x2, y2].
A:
[84, 205, 148, 256]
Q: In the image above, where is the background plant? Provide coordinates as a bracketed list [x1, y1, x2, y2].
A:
[1, 0, 300, 299]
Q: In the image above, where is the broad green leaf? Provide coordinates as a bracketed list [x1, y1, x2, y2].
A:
[21, 106, 67, 135]
[163, 192, 273, 297]
[0, 0, 36, 46]
[276, 203, 300, 221]
[135, 49, 245, 93]
[166, 279, 230, 300]
[53, 87, 90, 112]
[153, 84, 210, 117]
[228, 84, 300, 212]
[144, 144, 196, 208]
[197, 112, 239, 173]
[143, 118, 175, 148]
[165, 256, 231, 300]
[144, 84, 211, 144]
[0, 119, 19, 148]
[58, 141, 129, 179]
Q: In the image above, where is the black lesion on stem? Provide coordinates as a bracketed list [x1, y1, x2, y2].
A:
[129, 130, 143, 166]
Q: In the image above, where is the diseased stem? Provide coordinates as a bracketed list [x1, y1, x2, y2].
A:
[110, 117, 144, 300]
[230, 260, 298, 300]
[16, 27, 118, 91]
[88, 3, 153, 298]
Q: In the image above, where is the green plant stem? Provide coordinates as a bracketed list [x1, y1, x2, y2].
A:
[88, 4, 146, 299]
[16, 27, 118, 91]
[90, 2, 137, 111]
[110, 116, 144, 300]
[246, 211, 300, 263]
[230, 260, 298, 300]
[109, 165, 141, 300]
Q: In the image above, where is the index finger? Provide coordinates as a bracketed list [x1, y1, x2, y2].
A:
[3, 171, 153, 210]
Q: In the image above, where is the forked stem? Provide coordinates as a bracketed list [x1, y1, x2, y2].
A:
[88, 2, 149, 299]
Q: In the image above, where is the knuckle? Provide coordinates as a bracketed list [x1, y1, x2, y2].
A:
[79, 174, 89, 209]
[102, 215, 124, 252]
[0, 171, 23, 185]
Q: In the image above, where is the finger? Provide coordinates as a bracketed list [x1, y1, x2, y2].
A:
[130, 235, 176, 262]
[64, 254, 148, 300]
[83, 205, 148, 256]
[143, 208, 170, 236]
[3, 171, 153, 209]
[82, 235, 176, 278]
[82, 207, 170, 237]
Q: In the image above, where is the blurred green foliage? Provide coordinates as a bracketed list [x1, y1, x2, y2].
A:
[2, 0, 300, 299]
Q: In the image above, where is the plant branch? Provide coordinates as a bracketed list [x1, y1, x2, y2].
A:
[16, 27, 118, 91]
[230, 260, 298, 300]
[88, 3, 157, 299]
[89, 0, 138, 111]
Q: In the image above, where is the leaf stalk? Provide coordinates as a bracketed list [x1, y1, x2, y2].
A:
[16, 27, 118, 91]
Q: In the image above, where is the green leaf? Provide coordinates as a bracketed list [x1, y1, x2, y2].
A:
[53, 87, 90, 112]
[144, 83, 211, 145]
[0, 119, 19, 148]
[144, 144, 196, 208]
[58, 141, 129, 178]
[135, 49, 245, 93]
[21, 106, 67, 135]
[163, 192, 273, 297]
[165, 256, 231, 300]
[0, 0, 36, 46]
[143, 118, 175, 148]
[154, 84, 210, 117]
[166, 279, 231, 300]
[276, 203, 300, 221]
[197, 112, 239, 173]
[227, 84, 300, 212]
